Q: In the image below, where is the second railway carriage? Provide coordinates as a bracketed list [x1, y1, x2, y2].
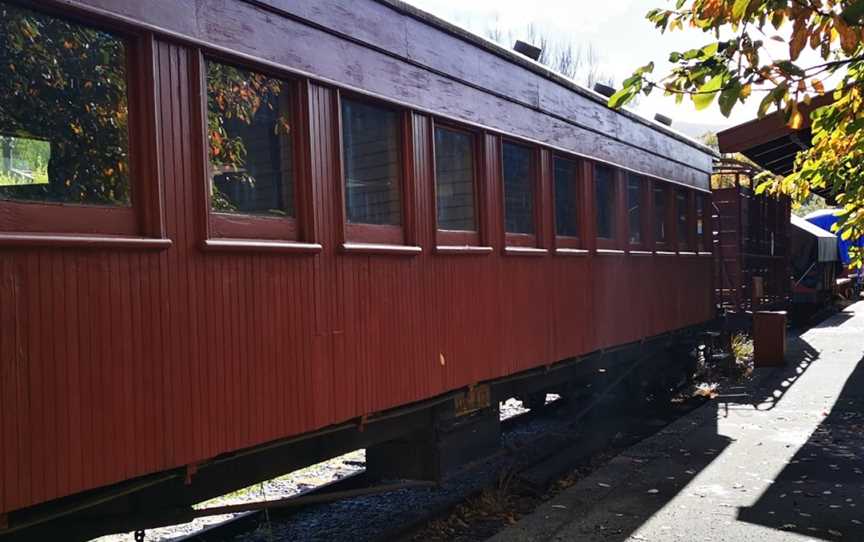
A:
[0, 0, 716, 538]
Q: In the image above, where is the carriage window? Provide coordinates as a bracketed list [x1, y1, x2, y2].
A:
[435, 127, 475, 231]
[0, 2, 130, 206]
[554, 157, 579, 237]
[341, 98, 402, 226]
[207, 61, 294, 217]
[502, 141, 534, 234]
[654, 184, 668, 245]
[676, 188, 690, 249]
[627, 174, 642, 244]
[696, 194, 708, 252]
[595, 165, 615, 240]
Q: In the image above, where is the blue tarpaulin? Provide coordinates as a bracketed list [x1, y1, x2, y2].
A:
[805, 209, 864, 267]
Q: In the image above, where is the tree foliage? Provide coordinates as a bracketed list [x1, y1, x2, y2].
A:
[609, 0, 864, 267]
[0, 2, 277, 209]
[206, 61, 290, 212]
[0, 1, 129, 205]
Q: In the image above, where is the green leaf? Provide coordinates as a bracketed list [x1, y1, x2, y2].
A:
[700, 42, 719, 58]
[693, 74, 723, 110]
[754, 180, 770, 195]
[635, 61, 655, 76]
[608, 87, 635, 109]
[776, 60, 805, 77]
[732, 0, 751, 21]
[758, 85, 787, 118]
[718, 79, 742, 117]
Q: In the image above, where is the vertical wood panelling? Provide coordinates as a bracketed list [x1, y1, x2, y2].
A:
[0, 38, 714, 516]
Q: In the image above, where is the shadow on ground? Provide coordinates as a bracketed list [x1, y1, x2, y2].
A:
[737, 353, 864, 540]
[491, 302, 863, 542]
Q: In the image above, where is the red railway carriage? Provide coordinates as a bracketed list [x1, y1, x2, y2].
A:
[0, 0, 715, 538]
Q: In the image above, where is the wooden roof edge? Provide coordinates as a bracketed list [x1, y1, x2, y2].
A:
[717, 94, 833, 153]
[373, 0, 719, 158]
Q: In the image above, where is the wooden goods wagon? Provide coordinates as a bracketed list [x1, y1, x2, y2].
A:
[711, 159, 791, 313]
[0, 0, 716, 537]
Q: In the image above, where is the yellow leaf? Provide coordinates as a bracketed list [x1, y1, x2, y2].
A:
[812, 79, 825, 94]
[789, 107, 804, 130]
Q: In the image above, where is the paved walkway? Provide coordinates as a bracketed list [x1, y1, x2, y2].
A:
[490, 302, 864, 542]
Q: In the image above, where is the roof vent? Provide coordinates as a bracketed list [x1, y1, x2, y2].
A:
[513, 40, 542, 61]
[593, 83, 616, 98]
[654, 113, 673, 127]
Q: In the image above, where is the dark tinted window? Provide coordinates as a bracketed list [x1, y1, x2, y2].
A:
[435, 127, 475, 231]
[207, 61, 294, 216]
[676, 188, 689, 247]
[696, 195, 708, 252]
[0, 2, 129, 205]
[554, 157, 579, 237]
[627, 174, 642, 244]
[654, 184, 667, 244]
[341, 98, 402, 225]
[595, 165, 615, 240]
[502, 142, 534, 234]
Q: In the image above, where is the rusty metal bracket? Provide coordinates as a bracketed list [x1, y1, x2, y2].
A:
[184, 463, 198, 486]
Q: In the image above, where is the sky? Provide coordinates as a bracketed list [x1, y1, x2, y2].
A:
[403, 0, 763, 136]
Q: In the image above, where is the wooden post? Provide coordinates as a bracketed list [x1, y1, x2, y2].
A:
[1, 136, 11, 175]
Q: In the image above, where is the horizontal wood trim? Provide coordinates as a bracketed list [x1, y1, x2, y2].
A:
[628, 250, 653, 256]
[504, 246, 549, 257]
[656, 250, 678, 256]
[678, 251, 698, 257]
[555, 236, 582, 250]
[210, 212, 299, 241]
[0, 233, 172, 250]
[505, 233, 538, 248]
[436, 229, 481, 247]
[596, 237, 620, 251]
[341, 242, 422, 256]
[345, 223, 405, 245]
[698, 251, 714, 257]
[596, 248, 625, 256]
[554, 248, 589, 257]
[435, 245, 493, 255]
[0, 200, 139, 236]
[202, 239, 322, 254]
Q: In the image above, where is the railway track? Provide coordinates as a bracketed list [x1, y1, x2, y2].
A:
[144, 381, 702, 542]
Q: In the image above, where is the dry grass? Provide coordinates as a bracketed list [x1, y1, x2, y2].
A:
[731, 333, 754, 363]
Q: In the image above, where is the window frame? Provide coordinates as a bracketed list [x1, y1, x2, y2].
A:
[625, 172, 648, 251]
[500, 137, 541, 249]
[336, 90, 415, 249]
[431, 119, 484, 248]
[194, 50, 316, 250]
[676, 187, 696, 253]
[696, 192, 712, 254]
[551, 152, 583, 250]
[0, 3, 166, 248]
[594, 163, 620, 251]
[651, 179, 674, 252]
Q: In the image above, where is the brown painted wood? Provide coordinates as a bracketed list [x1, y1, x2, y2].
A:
[0, 1, 716, 521]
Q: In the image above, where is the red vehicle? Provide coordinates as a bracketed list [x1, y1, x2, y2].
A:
[0, 0, 715, 539]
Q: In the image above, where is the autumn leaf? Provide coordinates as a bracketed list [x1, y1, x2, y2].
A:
[812, 79, 825, 95]
[789, 17, 808, 60]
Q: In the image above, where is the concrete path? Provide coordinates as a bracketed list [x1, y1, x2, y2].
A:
[490, 302, 864, 542]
